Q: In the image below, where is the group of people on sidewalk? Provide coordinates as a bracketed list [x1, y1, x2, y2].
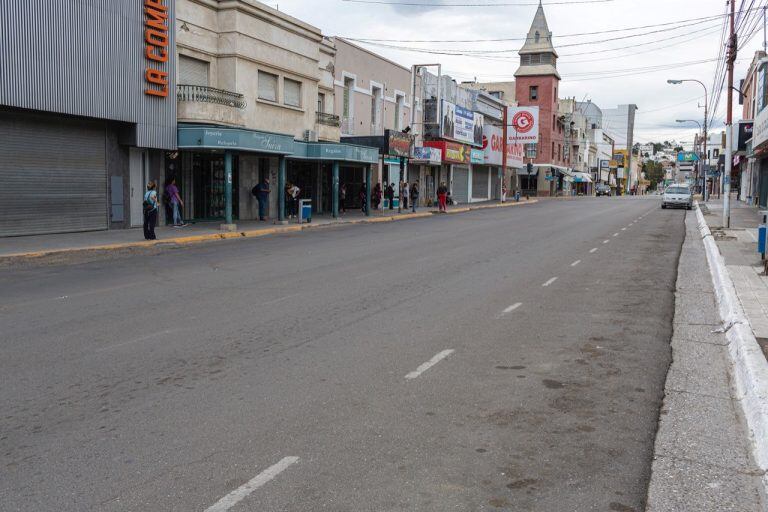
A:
[142, 177, 457, 240]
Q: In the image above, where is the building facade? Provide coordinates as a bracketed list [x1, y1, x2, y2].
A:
[174, 0, 377, 225]
[0, 0, 177, 236]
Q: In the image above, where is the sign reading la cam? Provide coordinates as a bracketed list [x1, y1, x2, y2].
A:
[144, 0, 170, 98]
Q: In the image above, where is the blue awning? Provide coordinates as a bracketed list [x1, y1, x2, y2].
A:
[178, 125, 379, 164]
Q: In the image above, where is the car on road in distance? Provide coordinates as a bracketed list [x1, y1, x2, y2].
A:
[661, 184, 692, 210]
[596, 184, 612, 196]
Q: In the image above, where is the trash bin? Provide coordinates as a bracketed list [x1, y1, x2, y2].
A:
[299, 199, 312, 223]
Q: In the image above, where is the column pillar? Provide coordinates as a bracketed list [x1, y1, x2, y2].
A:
[365, 165, 372, 217]
[332, 161, 340, 218]
[278, 156, 287, 223]
[222, 150, 235, 230]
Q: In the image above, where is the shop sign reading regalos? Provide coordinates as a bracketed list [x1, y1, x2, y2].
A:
[144, 0, 170, 98]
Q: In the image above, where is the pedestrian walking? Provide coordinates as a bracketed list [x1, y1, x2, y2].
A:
[410, 181, 420, 212]
[252, 177, 271, 221]
[401, 181, 409, 210]
[165, 178, 185, 227]
[143, 181, 159, 240]
[385, 183, 395, 210]
[437, 182, 448, 213]
[340, 183, 347, 213]
[286, 182, 301, 218]
[360, 184, 368, 214]
[372, 183, 382, 210]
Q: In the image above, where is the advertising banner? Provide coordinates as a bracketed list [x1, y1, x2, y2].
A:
[506, 106, 540, 144]
[677, 151, 700, 162]
[470, 148, 484, 164]
[385, 129, 412, 158]
[738, 120, 754, 152]
[412, 146, 442, 165]
[482, 125, 525, 168]
[441, 100, 484, 147]
[424, 140, 471, 164]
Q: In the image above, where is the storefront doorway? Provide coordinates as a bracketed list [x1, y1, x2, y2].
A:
[171, 151, 240, 222]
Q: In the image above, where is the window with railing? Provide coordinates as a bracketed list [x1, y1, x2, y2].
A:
[177, 85, 246, 109]
[316, 112, 340, 127]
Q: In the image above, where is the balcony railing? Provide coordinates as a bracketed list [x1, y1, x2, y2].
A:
[177, 84, 246, 109]
[316, 112, 340, 127]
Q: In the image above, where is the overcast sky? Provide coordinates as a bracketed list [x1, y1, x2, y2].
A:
[272, 0, 765, 147]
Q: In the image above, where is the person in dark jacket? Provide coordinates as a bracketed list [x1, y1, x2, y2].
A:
[252, 177, 271, 221]
[437, 182, 448, 213]
[372, 183, 383, 210]
[385, 183, 395, 210]
[410, 181, 420, 212]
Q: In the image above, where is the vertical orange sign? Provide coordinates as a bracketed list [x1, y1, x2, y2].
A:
[144, 0, 168, 97]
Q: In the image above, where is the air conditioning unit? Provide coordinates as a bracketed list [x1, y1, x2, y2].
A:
[303, 130, 318, 142]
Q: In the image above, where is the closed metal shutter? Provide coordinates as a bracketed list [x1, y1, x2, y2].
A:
[178, 55, 209, 86]
[472, 166, 489, 199]
[0, 111, 107, 237]
[452, 165, 469, 204]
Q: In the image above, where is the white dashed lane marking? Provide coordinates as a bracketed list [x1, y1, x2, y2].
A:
[405, 350, 455, 380]
[542, 277, 558, 287]
[571, 260, 581, 267]
[590, 248, 598, 254]
[205, 457, 300, 512]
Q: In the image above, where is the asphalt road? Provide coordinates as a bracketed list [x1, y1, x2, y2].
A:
[0, 196, 684, 512]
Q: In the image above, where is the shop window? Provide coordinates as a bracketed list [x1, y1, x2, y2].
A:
[284, 78, 302, 107]
[529, 86, 538, 101]
[258, 71, 278, 102]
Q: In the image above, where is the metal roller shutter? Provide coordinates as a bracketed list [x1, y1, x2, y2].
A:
[178, 55, 210, 86]
[452, 165, 469, 204]
[472, 166, 489, 199]
[0, 112, 107, 237]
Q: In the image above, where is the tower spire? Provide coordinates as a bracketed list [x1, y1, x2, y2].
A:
[514, 2, 560, 78]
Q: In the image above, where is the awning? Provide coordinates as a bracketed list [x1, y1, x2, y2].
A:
[573, 172, 593, 183]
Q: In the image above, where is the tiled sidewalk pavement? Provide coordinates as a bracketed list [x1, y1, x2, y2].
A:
[705, 196, 768, 346]
[646, 210, 764, 511]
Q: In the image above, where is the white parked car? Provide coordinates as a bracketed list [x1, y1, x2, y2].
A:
[661, 185, 692, 210]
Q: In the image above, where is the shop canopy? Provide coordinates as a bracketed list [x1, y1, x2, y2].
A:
[573, 172, 593, 183]
[178, 125, 379, 164]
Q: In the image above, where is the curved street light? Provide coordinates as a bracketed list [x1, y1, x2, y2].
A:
[668, 79, 709, 201]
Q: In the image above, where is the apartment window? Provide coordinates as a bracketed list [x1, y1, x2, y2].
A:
[371, 86, 382, 130]
[178, 55, 209, 86]
[558, 144, 561, 160]
[284, 78, 301, 107]
[529, 86, 538, 101]
[343, 78, 353, 117]
[394, 94, 405, 131]
[258, 71, 278, 102]
[317, 93, 325, 113]
[552, 141, 555, 158]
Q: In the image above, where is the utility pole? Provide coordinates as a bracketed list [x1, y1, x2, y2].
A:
[724, 0, 737, 228]
[502, 106, 508, 203]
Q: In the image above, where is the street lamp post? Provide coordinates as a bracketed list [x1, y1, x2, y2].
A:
[676, 119, 703, 189]
[668, 79, 708, 201]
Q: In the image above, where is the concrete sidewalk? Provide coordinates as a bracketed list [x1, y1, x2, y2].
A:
[0, 198, 536, 262]
[704, 196, 768, 346]
[646, 209, 765, 511]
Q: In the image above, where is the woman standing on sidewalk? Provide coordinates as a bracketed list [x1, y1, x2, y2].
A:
[143, 181, 159, 240]
[410, 181, 420, 212]
[437, 182, 448, 213]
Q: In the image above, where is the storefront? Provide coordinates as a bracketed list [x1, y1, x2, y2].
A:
[343, 129, 413, 209]
[482, 124, 525, 201]
[176, 125, 378, 224]
[411, 146, 443, 206]
[423, 140, 473, 204]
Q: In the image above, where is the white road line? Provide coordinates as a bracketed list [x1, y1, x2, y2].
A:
[571, 260, 581, 267]
[501, 302, 523, 315]
[603, 239, 610, 244]
[621, 227, 627, 231]
[613, 232, 619, 237]
[590, 248, 598, 254]
[749, 230, 758, 242]
[406, 349, 455, 380]
[542, 277, 558, 287]
[205, 457, 300, 512]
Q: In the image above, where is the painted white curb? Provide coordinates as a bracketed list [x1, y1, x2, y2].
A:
[695, 202, 768, 481]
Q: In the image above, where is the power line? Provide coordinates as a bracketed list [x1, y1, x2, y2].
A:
[344, 11, 737, 42]
[340, 0, 613, 5]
